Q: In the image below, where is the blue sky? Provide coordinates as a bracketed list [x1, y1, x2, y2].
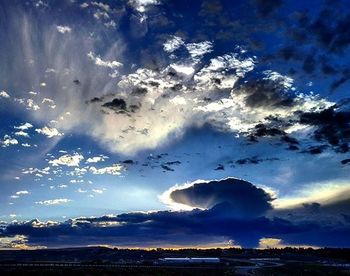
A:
[0, 0, 350, 249]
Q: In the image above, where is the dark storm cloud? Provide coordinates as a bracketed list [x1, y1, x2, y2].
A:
[253, 123, 285, 137]
[121, 159, 133, 164]
[214, 164, 225, 170]
[235, 156, 279, 165]
[161, 164, 174, 171]
[2, 178, 350, 248]
[0, 209, 305, 248]
[301, 145, 328, 155]
[341, 159, 350, 165]
[233, 75, 295, 109]
[89, 97, 103, 103]
[298, 107, 350, 152]
[169, 178, 273, 218]
[102, 98, 127, 112]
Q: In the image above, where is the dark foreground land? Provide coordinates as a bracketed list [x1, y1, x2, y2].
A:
[1, 247, 350, 275]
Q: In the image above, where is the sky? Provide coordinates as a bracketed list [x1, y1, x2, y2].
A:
[0, 0, 350, 249]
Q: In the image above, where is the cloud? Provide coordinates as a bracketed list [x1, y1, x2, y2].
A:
[2, 177, 350, 248]
[86, 156, 107, 163]
[89, 164, 124, 175]
[91, 1, 111, 12]
[87, 51, 123, 69]
[128, 0, 159, 13]
[56, 25, 71, 34]
[42, 98, 56, 109]
[0, 90, 10, 98]
[49, 153, 84, 167]
[163, 36, 184, 53]
[14, 130, 30, 137]
[15, 190, 30, 195]
[26, 99, 40, 111]
[14, 122, 33, 130]
[1, 135, 18, 147]
[299, 107, 350, 152]
[102, 98, 127, 112]
[21, 143, 31, 147]
[92, 188, 104, 194]
[35, 126, 63, 138]
[35, 198, 72, 205]
[164, 178, 274, 218]
[0, 0, 343, 159]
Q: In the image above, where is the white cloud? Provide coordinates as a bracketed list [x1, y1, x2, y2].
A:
[80, 3, 89, 8]
[14, 122, 33, 130]
[15, 190, 30, 195]
[163, 36, 184, 53]
[35, 126, 63, 138]
[87, 51, 123, 69]
[89, 164, 124, 175]
[26, 99, 40, 111]
[128, 0, 159, 12]
[41, 98, 56, 108]
[92, 188, 104, 194]
[1, 135, 18, 147]
[91, 1, 111, 12]
[58, 184, 68, 188]
[42, 98, 55, 106]
[86, 156, 107, 163]
[21, 143, 31, 147]
[0, 90, 10, 98]
[170, 95, 187, 105]
[15, 131, 30, 137]
[49, 153, 84, 167]
[35, 198, 71, 205]
[104, 20, 117, 29]
[186, 41, 213, 62]
[56, 25, 71, 34]
[170, 63, 195, 75]
[93, 10, 109, 20]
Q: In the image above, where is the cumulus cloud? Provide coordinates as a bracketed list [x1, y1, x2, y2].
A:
[26, 99, 40, 111]
[163, 35, 184, 53]
[56, 25, 71, 34]
[1, 177, 350, 248]
[1, 2, 338, 157]
[86, 156, 107, 163]
[14, 130, 30, 137]
[89, 164, 124, 175]
[35, 126, 63, 138]
[0, 1, 345, 160]
[1, 135, 18, 147]
[128, 0, 159, 13]
[14, 122, 33, 130]
[35, 198, 71, 205]
[0, 90, 10, 98]
[49, 153, 84, 167]
[15, 190, 30, 195]
[163, 178, 274, 218]
[87, 51, 123, 69]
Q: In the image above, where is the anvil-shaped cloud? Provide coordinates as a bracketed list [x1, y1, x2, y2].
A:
[1, 177, 350, 249]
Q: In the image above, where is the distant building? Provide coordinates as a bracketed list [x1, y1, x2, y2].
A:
[158, 257, 220, 264]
